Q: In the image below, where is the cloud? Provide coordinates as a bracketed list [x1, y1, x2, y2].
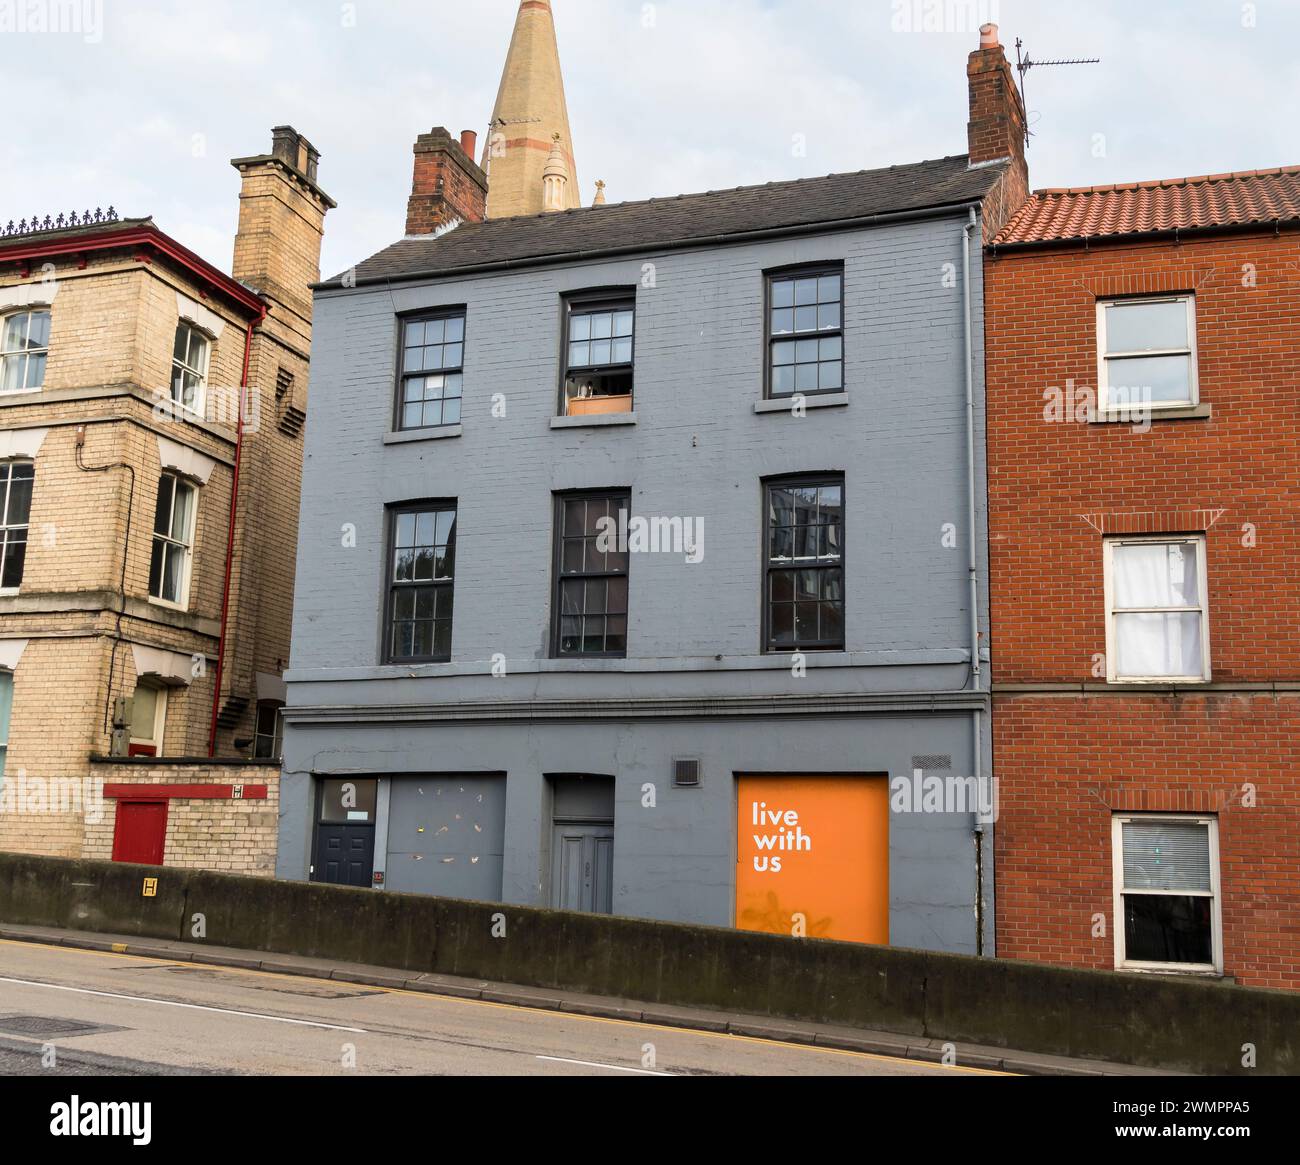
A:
[0, 0, 1295, 277]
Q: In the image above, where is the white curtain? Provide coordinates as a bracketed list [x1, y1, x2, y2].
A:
[1113, 543, 1203, 677]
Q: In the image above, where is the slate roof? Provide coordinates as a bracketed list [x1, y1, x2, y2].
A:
[326, 154, 1006, 288]
[994, 166, 1300, 247]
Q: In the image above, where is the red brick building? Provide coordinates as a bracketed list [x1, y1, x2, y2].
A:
[985, 168, 1300, 990]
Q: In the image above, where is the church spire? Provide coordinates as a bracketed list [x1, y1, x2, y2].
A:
[482, 0, 581, 218]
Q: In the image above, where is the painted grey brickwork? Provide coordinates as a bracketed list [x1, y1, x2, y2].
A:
[281, 211, 994, 955]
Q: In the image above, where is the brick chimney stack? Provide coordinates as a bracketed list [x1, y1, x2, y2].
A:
[967, 23, 1029, 231]
[406, 128, 489, 236]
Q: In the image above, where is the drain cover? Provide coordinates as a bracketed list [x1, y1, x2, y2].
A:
[0, 1015, 103, 1037]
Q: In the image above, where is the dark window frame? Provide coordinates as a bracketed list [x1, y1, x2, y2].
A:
[550, 488, 632, 659]
[557, 288, 637, 417]
[252, 700, 284, 760]
[761, 473, 846, 654]
[382, 499, 458, 664]
[763, 262, 845, 400]
[393, 307, 468, 433]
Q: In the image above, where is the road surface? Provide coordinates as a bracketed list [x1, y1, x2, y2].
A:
[0, 938, 1007, 1077]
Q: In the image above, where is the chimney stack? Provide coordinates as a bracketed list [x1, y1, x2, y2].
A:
[967, 24, 1029, 216]
[230, 126, 334, 322]
[406, 127, 489, 236]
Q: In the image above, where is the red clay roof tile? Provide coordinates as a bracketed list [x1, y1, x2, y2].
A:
[994, 166, 1300, 246]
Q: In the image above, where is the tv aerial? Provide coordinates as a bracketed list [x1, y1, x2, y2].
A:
[1015, 37, 1101, 147]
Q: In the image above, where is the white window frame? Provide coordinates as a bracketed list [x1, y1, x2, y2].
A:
[0, 308, 51, 395]
[1112, 814, 1222, 975]
[1103, 534, 1211, 684]
[148, 473, 199, 611]
[0, 458, 34, 596]
[0, 668, 13, 776]
[128, 684, 169, 758]
[1095, 295, 1198, 415]
[171, 321, 211, 418]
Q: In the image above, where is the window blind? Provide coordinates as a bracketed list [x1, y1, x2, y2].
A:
[1122, 819, 1211, 892]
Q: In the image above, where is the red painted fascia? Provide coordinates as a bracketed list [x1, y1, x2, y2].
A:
[103, 783, 269, 801]
[0, 223, 265, 316]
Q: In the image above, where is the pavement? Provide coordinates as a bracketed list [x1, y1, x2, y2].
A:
[0, 922, 1175, 1076]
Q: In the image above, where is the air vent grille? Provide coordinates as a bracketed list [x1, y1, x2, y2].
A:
[673, 758, 701, 788]
[911, 754, 952, 772]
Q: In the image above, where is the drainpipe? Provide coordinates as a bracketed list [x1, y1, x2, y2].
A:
[207, 313, 262, 756]
[962, 206, 987, 956]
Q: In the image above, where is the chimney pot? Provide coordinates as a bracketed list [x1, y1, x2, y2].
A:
[980, 22, 999, 48]
[460, 130, 478, 157]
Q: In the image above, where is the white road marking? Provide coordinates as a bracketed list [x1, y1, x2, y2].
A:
[536, 1054, 674, 1076]
[0, 974, 367, 1034]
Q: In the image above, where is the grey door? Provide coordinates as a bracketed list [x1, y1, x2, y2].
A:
[384, 776, 507, 900]
[549, 774, 615, 914]
[552, 826, 614, 914]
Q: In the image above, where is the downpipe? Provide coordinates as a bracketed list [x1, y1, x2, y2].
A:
[962, 207, 988, 957]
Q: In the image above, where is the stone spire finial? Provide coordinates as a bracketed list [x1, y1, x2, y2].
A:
[593, 180, 607, 206]
[542, 134, 570, 213]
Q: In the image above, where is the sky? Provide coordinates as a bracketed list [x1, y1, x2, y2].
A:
[1, 0, 1297, 279]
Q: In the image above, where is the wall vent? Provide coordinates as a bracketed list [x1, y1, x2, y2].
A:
[278, 405, 306, 438]
[673, 758, 701, 788]
[911, 754, 952, 772]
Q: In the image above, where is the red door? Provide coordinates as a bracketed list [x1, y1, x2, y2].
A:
[111, 801, 168, 865]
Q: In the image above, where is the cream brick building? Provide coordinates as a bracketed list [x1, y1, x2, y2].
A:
[0, 127, 332, 874]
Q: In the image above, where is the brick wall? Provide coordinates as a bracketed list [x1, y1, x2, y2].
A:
[995, 694, 1300, 990]
[0, 251, 242, 855]
[83, 760, 280, 877]
[984, 229, 1300, 989]
[217, 142, 331, 751]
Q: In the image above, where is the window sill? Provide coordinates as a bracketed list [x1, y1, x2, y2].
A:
[146, 595, 190, 615]
[1089, 403, 1211, 424]
[1117, 964, 1223, 979]
[384, 425, 463, 445]
[1107, 676, 1211, 686]
[754, 392, 849, 414]
[551, 412, 637, 429]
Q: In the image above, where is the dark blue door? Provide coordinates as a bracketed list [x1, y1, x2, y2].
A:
[312, 824, 374, 887]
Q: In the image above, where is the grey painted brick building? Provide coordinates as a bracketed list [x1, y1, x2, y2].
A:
[278, 31, 1031, 957]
